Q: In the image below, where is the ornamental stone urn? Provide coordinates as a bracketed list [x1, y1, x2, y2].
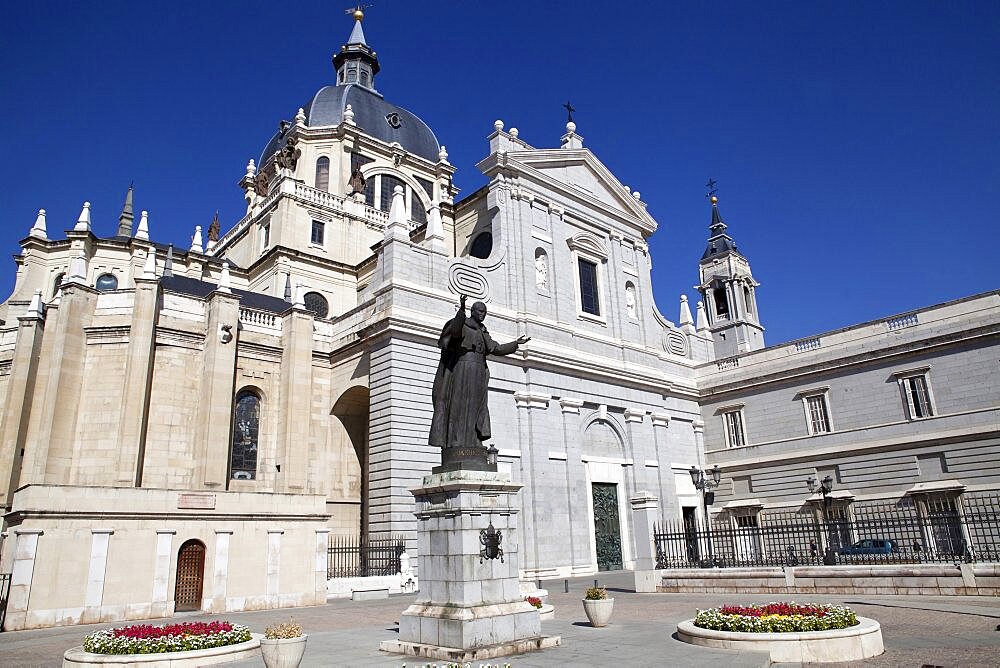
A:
[260, 635, 307, 668]
[582, 597, 615, 627]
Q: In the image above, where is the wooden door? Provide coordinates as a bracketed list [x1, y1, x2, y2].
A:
[174, 540, 205, 611]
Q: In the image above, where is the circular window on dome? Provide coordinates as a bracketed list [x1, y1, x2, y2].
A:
[303, 291, 329, 319]
[95, 273, 118, 292]
[385, 112, 402, 129]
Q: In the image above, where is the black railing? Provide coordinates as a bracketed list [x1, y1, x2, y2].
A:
[327, 533, 405, 579]
[0, 572, 11, 631]
[655, 493, 1000, 569]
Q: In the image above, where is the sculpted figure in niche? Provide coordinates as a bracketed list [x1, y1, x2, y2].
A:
[625, 284, 637, 319]
[430, 295, 530, 464]
[535, 253, 548, 290]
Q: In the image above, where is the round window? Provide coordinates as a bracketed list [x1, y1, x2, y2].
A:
[95, 273, 118, 292]
[303, 291, 329, 319]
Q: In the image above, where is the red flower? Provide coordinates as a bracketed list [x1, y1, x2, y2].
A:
[112, 621, 234, 639]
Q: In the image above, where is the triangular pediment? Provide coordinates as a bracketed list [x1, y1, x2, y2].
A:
[507, 149, 657, 233]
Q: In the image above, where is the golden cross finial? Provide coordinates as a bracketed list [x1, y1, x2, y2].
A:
[345, 4, 370, 21]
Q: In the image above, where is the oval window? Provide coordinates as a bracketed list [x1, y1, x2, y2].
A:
[95, 273, 118, 292]
[303, 291, 329, 319]
[470, 232, 493, 259]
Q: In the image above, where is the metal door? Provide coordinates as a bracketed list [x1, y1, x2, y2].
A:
[592, 483, 623, 571]
[174, 540, 205, 611]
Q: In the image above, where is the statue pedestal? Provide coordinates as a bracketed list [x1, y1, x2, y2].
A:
[379, 470, 560, 661]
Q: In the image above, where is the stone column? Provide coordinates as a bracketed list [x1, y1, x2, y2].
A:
[278, 307, 314, 491]
[151, 530, 175, 617]
[115, 277, 159, 485]
[196, 290, 241, 488]
[559, 397, 590, 573]
[266, 529, 283, 608]
[0, 306, 46, 511]
[210, 529, 232, 612]
[6, 528, 43, 631]
[314, 529, 330, 605]
[630, 492, 660, 592]
[82, 529, 114, 624]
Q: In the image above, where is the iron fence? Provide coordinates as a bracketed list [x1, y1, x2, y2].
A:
[655, 493, 1000, 569]
[0, 572, 10, 631]
[327, 533, 405, 579]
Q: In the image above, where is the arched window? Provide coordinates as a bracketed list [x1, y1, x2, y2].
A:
[303, 291, 329, 319]
[95, 273, 118, 292]
[51, 272, 65, 298]
[230, 390, 260, 480]
[315, 156, 330, 192]
[470, 232, 493, 259]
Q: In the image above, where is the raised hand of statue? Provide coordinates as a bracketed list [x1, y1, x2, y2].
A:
[459, 294, 467, 312]
[516, 335, 531, 346]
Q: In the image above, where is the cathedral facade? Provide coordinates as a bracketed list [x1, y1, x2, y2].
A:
[0, 15, 996, 631]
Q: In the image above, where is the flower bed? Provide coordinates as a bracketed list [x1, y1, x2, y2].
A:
[525, 596, 543, 609]
[695, 602, 858, 633]
[82, 621, 252, 655]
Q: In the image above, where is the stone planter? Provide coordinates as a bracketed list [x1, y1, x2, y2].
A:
[260, 635, 308, 668]
[582, 597, 614, 627]
[676, 617, 884, 663]
[63, 634, 262, 667]
[538, 603, 555, 621]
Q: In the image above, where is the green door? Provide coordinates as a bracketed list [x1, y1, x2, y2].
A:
[592, 482, 623, 571]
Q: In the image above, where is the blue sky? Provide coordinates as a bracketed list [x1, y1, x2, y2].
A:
[2, 1, 997, 344]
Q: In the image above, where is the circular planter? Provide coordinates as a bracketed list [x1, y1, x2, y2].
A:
[676, 617, 884, 663]
[538, 603, 555, 620]
[63, 634, 262, 667]
[582, 597, 614, 627]
[260, 635, 308, 668]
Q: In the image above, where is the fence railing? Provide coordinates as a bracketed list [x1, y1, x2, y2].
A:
[655, 494, 1000, 569]
[328, 533, 405, 579]
[0, 572, 11, 631]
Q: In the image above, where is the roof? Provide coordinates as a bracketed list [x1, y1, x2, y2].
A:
[160, 275, 290, 313]
[259, 84, 440, 164]
[701, 203, 743, 261]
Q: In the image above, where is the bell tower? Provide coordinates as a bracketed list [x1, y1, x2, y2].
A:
[696, 184, 765, 358]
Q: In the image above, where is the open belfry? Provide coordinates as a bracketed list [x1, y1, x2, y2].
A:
[1, 7, 997, 636]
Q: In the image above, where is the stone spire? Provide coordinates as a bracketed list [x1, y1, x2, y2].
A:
[74, 202, 92, 232]
[218, 261, 232, 293]
[117, 184, 135, 237]
[385, 185, 408, 240]
[136, 210, 149, 241]
[142, 247, 157, 279]
[333, 7, 380, 89]
[702, 193, 740, 260]
[29, 209, 47, 240]
[696, 300, 710, 333]
[190, 225, 204, 254]
[26, 290, 44, 319]
[425, 202, 445, 250]
[163, 245, 174, 277]
[679, 294, 694, 332]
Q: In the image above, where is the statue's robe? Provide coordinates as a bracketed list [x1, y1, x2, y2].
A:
[429, 310, 518, 450]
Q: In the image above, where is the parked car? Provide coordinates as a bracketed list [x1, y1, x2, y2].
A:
[838, 538, 898, 555]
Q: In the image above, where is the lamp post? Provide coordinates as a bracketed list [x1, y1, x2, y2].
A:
[806, 475, 837, 565]
[690, 465, 722, 565]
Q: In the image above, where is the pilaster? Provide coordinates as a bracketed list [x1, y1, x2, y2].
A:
[115, 278, 160, 485]
[0, 309, 46, 512]
[278, 307, 314, 491]
[196, 290, 241, 488]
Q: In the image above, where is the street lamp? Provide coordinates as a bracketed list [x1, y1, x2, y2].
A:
[806, 475, 837, 565]
[486, 444, 498, 467]
[689, 465, 722, 566]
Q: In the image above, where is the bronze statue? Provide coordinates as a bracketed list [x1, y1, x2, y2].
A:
[348, 167, 366, 195]
[208, 212, 220, 242]
[430, 295, 529, 470]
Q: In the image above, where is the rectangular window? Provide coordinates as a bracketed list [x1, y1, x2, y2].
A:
[806, 394, 831, 434]
[902, 374, 933, 419]
[723, 409, 746, 448]
[311, 220, 325, 245]
[415, 176, 435, 200]
[578, 258, 600, 316]
[260, 223, 270, 253]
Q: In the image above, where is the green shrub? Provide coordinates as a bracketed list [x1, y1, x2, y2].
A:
[264, 620, 303, 639]
[584, 586, 607, 600]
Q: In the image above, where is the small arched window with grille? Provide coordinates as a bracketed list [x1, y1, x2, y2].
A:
[303, 291, 329, 319]
[95, 273, 118, 292]
[315, 156, 330, 192]
[230, 390, 261, 480]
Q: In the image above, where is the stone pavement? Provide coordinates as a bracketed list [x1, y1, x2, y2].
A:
[2, 571, 999, 667]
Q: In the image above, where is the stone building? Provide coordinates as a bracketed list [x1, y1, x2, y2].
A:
[0, 13, 996, 631]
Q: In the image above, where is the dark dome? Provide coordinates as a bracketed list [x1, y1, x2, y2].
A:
[260, 84, 440, 164]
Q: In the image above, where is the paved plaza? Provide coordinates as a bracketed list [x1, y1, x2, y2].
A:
[2, 571, 999, 667]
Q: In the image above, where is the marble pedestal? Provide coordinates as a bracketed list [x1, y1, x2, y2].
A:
[380, 470, 560, 661]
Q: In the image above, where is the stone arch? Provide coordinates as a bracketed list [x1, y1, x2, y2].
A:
[581, 413, 627, 458]
[331, 385, 369, 535]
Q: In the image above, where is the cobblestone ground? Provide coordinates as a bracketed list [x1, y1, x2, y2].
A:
[1, 571, 998, 667]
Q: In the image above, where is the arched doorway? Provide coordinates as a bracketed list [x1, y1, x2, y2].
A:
[332, 386, 369, 535]
[174, 539, 206, 611]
